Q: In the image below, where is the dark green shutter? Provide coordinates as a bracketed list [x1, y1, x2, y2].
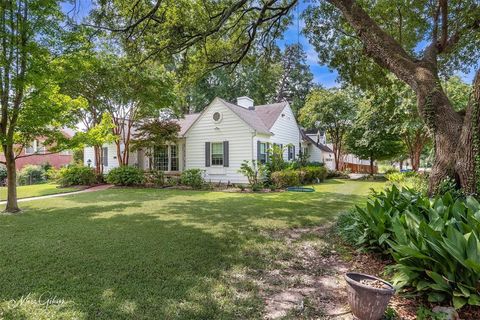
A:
[205, 142, 210, 167]
[223, 141, 229, 167]
[293, 145, 296, 160]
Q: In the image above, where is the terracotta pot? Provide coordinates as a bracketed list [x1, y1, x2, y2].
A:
[345, 272, 395, 320]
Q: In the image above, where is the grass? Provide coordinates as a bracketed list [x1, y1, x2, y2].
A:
[0, 183, 79, 201]
[0, 179, 384, 319]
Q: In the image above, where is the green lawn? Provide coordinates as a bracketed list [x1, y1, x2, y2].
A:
[0, 183, 79, 201]
[0, 179, 384, 319]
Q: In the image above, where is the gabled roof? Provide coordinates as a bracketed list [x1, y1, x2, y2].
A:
[176, 113, 200, 136]
[218, 98, 272, 134]
[300, 129, 333, 153]
[254, 102, 289, 130]
[181, 97, 291, 136]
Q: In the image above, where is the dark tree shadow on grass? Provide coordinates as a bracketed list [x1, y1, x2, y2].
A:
[0, 183, 372, 319]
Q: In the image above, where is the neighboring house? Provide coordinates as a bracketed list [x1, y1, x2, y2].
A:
[300, 129, 335, 170]
[85, 96, 326, 183]
[300, 128, 377, 173]
[0, 134, 74, 170]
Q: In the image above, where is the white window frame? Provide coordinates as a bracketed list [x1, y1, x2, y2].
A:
[259, 142, 267, 164]
[211, 142, 224, 166]
[288, 145, 294, 161]
[25, 140, 36, 155]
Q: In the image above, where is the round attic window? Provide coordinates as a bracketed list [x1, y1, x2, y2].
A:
[213, 112, 222, 122]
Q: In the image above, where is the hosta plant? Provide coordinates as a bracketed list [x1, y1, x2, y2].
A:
[341, 186, 480, 309]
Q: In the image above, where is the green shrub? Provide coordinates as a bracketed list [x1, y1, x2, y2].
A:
[0, 165, 7, 185]
[40, 162, 52, 172]
[45, 167, 60, 181]
[339, 185, 480, 309]
[17, 165, 46, 185]
[271, 169, 302, 188]
[238, 160, 267, 189]
[59, 165, 96, 186]
[106, 166, 144, 186]
[180, 169, 204, 189]
[326, 170, 349, 179]
[144, 170, 165, 186]
[302, 166, 327, 183]
[436, 177, 465, 200]
[386, 171, 428, 195]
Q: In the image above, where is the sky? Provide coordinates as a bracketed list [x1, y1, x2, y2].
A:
[63, 0, 474, 88]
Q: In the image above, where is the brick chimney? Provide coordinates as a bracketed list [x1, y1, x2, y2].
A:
[236, 96, 254, 109]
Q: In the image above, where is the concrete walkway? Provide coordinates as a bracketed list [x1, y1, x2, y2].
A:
[0, 184, 113, 204]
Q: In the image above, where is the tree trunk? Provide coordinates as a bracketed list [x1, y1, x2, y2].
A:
[410, 144, 422, 172]
[327, 0, 478, 194]
[454, 70, 480, 195]
[424, 70, 479, 194]
[369, 156, 374, 175]
[93, 145, 102, 174]
[4, 144, 19, 213]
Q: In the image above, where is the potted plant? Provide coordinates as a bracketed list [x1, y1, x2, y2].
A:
[345, 272, 395, 320]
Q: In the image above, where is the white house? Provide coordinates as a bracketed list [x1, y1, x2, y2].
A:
[84, 96, 335, 183]
[300, 129, 335, 170]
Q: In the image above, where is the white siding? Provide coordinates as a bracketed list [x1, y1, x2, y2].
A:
[267, 104, 300, 160]
[83, 143, 119, 173]
[184, 99, 254, 183]
[301, 142, 335, 170]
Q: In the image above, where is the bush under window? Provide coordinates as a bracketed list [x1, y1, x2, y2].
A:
[180, 169, 204, 189]
[106, 166, 144, 186]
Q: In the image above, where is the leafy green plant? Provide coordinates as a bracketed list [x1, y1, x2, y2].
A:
[0, 165, 7, 185]
[59, 165, 96, 187]
[45, 167, 60, 181]
[302, 165, 328, 183]
[436, 177, 465, 200]
[386, 171, 428, 195]
[106, 166, 144, 186]
[144, 170, 165, 186]
[271, 169, 303, 188]
[180, 169, 205, 189]
[326, 169, 350, 179]
[238, 160, 267, 189]
[17, 165, 46, 185]
[266, 144, 287, 172]
[340, 186, 480, 309]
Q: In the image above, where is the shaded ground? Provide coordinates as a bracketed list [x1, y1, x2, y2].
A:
[255, 226, 413, 319]
[0, 179, 384, 319]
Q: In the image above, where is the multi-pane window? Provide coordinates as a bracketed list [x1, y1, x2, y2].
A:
[288, 145, 294, 160]
[25, 142, 35, 154]
[259, 142, 267, 164]
[25, 140, 44, 154]
[211, 142, 224, 166]
[170, 145, 178, 171]
[154, 145, 169, 171]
